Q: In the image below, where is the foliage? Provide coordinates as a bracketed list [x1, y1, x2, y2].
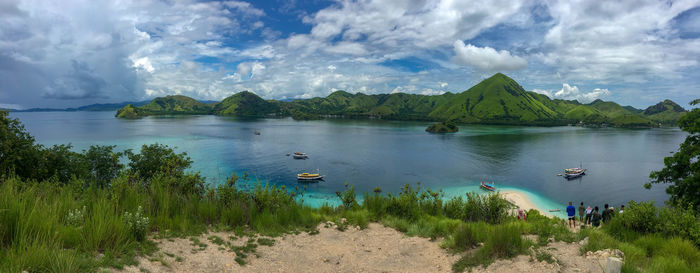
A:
[124, 206, 150, 241]
[609, 201, 700, 246]
[83, 145, 124, 187]
[0, 111, 42, 179]
[647, 98, 700, 212]
[126, 143, 192, 181]
[425, 121, 459, 133]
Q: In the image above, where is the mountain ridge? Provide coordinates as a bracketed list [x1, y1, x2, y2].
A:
[113, 73, 687, 127]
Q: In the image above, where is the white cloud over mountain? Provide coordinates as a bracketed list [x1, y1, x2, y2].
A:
[0, 0, 698, 108]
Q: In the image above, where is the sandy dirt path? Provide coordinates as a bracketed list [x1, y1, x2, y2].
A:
[118, 222, 458, 273]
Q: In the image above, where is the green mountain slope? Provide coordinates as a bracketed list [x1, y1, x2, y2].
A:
[115, 95, 213, 118]
[428, 73, 559, 124]
[643, 100, 687, 125]
[115, 73, 682, 128]
[213, 91, 280, 117]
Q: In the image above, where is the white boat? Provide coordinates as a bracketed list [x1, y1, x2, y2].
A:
[292, 152, 308, 159]
[564, 167, 586, 178]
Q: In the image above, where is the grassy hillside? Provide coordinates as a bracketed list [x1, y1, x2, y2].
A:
[115, 73, 684, 127]
[643, 100, 687, 125]
[213, 91, 280, 117]
[429, 73, 559, 124]
[115, 95, 214, 118]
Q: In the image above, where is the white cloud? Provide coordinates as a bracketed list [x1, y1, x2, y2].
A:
[131, 57, 155, 73]
[452, 41, 527, 72]
[534, 83, 610, 103]
[439, 82, 448, 88]
[540, 1, 700, 82]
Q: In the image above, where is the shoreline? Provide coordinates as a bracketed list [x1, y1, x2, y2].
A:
[499, 190, 556, 218]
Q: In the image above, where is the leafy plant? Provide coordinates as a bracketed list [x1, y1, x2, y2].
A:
[124, 206, 150, 241]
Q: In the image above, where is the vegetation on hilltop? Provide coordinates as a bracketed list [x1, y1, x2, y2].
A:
[426, 121, 459, 133]
[428, 73, 559, 123]
[114, 74, 686, 127]
[643, 99, 688, 125]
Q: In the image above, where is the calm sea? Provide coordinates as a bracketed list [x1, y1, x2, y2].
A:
[10, 111, 685, 212]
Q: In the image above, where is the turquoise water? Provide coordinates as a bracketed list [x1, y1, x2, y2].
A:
[10, 111, 685, 216]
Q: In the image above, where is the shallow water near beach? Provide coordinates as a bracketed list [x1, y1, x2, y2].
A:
[11, 111, 685, 213]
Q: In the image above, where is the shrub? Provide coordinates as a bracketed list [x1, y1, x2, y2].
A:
[124, 206, 150, 241]
[66, 206, 87, 227]
[451, 223, 479, 251]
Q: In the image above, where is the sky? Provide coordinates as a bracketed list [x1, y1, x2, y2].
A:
[1, 0, 699, 109]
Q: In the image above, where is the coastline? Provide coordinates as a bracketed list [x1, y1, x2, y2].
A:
[499, 190, 556, 218]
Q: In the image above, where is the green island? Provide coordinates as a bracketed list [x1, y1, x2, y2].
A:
[426, 121, 459, 133]
[116, 73, 687, 128]
[2, 101, 700, 272]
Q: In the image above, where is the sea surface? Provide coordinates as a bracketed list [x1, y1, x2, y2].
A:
[10, 111, 686, 216]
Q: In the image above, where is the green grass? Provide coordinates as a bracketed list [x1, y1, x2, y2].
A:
[1, 173, 698, 273]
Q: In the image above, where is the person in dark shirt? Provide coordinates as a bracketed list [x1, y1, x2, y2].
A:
[578, 202, 585, 222]
[602, 203, 613, 223]
[566, 201, 576, 228]
[591, 206, 602, 227]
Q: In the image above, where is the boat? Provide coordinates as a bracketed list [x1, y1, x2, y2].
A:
[549, 209, 561, 212]
[297, 172, 323, 181]
[292, 152, 308, 159]
[564, 167, 586, 179]
[480, 181, 496, 191]
[254, 130, 261, 135]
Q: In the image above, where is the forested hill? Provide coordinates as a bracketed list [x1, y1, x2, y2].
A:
[115, 73, 686, 127]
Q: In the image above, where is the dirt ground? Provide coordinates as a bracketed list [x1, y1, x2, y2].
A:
[115, 221, 619, 273]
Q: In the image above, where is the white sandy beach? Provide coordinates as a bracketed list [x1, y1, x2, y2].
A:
[499, 190, 556, 217]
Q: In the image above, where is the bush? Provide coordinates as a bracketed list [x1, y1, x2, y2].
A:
[451, 223, 479, 251]
[124, 206, 150, 241]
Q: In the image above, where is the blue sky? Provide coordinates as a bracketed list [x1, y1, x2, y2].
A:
[1, 0, 699, 109]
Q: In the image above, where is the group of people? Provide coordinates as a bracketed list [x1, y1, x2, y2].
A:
[566, 201, 624, 228]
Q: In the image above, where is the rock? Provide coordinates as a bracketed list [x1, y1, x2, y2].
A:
[547, 237, 555, 243]
[340, 218, 348, 224]
[613, 249, 625, 259]
[579, 237, 589, 246]
[604, 257, 622, 273]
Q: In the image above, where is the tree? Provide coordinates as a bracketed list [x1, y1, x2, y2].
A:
[0, 111, 42, 180]
[126, 143, 192, 180]
[647, 99, 700, 212]
[83, 145, 124, 187]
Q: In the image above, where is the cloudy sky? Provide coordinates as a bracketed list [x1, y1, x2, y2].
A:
[1, 0, 699, 109]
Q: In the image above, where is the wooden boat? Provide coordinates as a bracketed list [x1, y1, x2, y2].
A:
[292, 152, 308, 159]
[564, 167, 586, 179]
[480, 181, 496, 191]
[297, 172, 323, 181]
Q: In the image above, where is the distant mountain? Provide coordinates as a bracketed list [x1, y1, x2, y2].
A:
[116, 95, 213, 118]
[115, 73, 687, 127]
[10, 101, 151, 112]
[643, 99, 687, 125]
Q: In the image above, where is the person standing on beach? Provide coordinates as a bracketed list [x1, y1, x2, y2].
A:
[566, 201, 576, 228]
[592, 206, 601, 227]
[585, 205, 592, 225]
[578, 202, 585, 222]
[619, 205, 625, 214]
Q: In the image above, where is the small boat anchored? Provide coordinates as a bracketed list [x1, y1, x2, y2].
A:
[480, 181, 496, 191]
[297, 171, 323, 181]
[292, 152, 308, 159]
[564, 167, 586, 179]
